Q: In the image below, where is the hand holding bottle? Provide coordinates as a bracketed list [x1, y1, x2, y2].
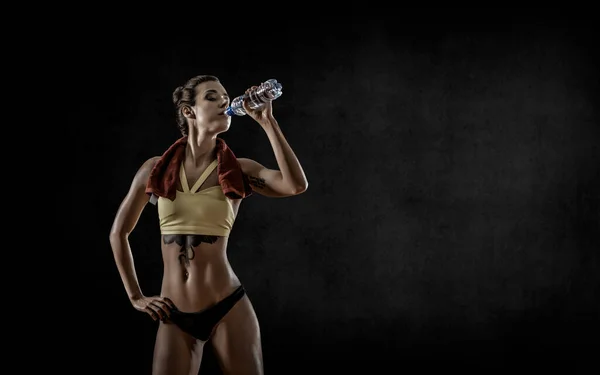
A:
[225, 79, 283, 117]
[242, 85, 274, 124]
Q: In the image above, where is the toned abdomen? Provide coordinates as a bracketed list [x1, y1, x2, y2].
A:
[160, 235, 241, 312]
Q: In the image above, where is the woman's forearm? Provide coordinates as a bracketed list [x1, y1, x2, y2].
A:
[260, 115, 308, 193]
[109, 234, 144, 301]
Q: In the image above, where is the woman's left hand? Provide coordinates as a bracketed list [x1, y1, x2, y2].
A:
[242, 86, 274, 125]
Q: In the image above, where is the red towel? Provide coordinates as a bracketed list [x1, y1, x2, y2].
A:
[145, 136, 253, 201]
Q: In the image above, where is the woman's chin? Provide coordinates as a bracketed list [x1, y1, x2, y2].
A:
[207, 118, 231, 133]
[219, 121, 231, 132]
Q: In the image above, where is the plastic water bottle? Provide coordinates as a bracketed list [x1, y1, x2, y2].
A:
[224, 79, 283, 116]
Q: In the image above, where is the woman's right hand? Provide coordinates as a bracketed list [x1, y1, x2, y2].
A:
[130, 295, 175, 321]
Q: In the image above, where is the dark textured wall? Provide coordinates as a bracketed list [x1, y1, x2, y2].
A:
[79, 14, 599, 373]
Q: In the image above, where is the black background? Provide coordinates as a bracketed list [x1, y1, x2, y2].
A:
[77, 11, 599, 373]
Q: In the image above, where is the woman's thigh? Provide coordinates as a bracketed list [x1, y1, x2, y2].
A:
[152, 321, 205, 375]
[211, 295, 264, 375]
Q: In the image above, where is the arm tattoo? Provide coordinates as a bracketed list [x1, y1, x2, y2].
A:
[248, 175, 266, 189]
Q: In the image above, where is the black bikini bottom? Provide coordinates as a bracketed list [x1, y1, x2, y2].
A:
[169, 285, 246, 341]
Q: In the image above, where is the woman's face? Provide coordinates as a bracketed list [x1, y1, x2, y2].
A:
[190, 80, 231, 132]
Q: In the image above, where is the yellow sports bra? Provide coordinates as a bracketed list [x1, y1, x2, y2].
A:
[157, 159, 236, 236]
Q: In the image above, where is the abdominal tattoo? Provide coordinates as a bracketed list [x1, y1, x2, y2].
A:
[163, 234, 218, 266]
[248, 175, 266, 189]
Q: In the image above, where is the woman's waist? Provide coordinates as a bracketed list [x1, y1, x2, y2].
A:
[161, 273, 242, 312]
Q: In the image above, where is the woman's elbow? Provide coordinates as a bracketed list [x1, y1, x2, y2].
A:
[109, 230, 123, 245]
[109, 224, 130, 244]
[292, 181, 308, 195]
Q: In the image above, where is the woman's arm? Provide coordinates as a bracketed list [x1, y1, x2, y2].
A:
[109, 157, 158, 300]
[238, 116, 308, 197]
[239, 93, 308, 198]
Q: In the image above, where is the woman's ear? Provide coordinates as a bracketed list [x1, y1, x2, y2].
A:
[181, 105, 195, 119]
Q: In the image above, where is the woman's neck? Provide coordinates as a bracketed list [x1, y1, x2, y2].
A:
[185, 129, 217, 166]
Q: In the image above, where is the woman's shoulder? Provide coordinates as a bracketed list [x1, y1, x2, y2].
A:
[143, 156, 161, 168]
[134, 156, 161, 179]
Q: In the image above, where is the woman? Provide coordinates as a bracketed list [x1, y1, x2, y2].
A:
[109, 74, 308, 374]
